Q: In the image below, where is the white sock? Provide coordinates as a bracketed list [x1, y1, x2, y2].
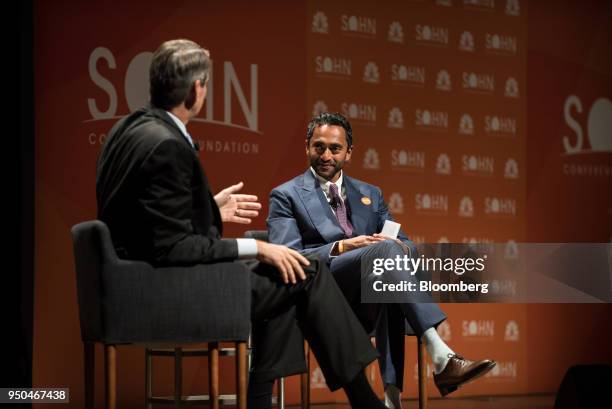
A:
[384, 384, 402, 409]
[422, 327, 455, 374]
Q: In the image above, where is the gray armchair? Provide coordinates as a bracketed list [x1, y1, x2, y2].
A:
[72, 220, 251, 409]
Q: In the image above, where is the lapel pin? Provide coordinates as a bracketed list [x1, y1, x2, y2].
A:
[361, 196, 372, 205]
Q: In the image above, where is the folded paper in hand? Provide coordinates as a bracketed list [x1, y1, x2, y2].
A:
[381, 220, 401, 239]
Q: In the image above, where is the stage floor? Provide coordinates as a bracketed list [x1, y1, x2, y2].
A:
[302, 394, 555, 409]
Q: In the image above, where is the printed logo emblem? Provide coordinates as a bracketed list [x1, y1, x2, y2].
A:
[485, 33, 518, 55]
[562, 96, 612, 177]
[505, 320, 520, 341]
[485, 197, 517, 216]
[505, 240, 519, 259]
[436, 70, 452, 91]
[388, 21, 404, 43]
[313, 100, 328, 117]
[504, 158, 519, 179]
[459, 114, 475, 135]
[436, 153, 452, 175]
[484, 116, 517, 136]
[415, 109, 449, 130]
[341, 14, 376, 37]
[462, 320, 495, 338]
[391, 150, 425, 171]
[458, 196, 474, 218]
[485, 361, 518, 380]
[462, 155, 494, 176]
[388, 107, 404, 129]
[341, 102, 376, 124]
[363, 148, 380, 170]
[391, 64, 426, 86]
[459, 30, 475, 52]
[363, 62, 380, 83]
[315, 56, 352, 77]
[388, 193, 405, 214]
[415, 193, 449, 214]
[505, 77, 519, 98]
[415, 24, 449, 46]
[506, 0, 521, 16]
[312, 11, 329, 34]
[463, 72, 495, 93]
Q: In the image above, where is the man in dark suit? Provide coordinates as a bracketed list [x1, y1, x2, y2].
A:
[96, 39, 391, 409]
[267, 112, 495, 407]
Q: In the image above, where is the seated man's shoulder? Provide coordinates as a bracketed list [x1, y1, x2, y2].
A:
[271, 173, 304, 195]
[346, 175, 383, 195]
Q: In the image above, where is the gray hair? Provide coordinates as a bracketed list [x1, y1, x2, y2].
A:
[149, 39, 210, 110]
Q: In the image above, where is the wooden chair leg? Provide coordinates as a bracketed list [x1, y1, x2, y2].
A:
[145, 349, 152, 409]
[105, 344, 117, 409]
[236, 342, 247, 409]
[417, 338, 428, 409]
[278, 377, 285, 409]
[174, 347, 183, 409]
[300, 341, 310, 409]
[84, 342, 95, 409]
[208, 342, 220, 409]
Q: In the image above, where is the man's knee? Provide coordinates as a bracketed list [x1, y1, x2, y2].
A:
[304, 254, 329, 277]
[369, 240, 405, 258]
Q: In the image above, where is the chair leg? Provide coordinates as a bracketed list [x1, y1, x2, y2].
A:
[417, 338, 428, 409]
[278, 377, 285, 409]
[208, 342, 220, 409]
[300, 341, 310, 409]
[174, 347, 183, 409]
[236, 342, 247, 409]
[145, 349, 152, 409]
[105, 344, 117, 409]
[84, 342, 95, 409]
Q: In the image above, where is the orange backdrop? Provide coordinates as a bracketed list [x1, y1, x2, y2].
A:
[33, 0, 611, 408]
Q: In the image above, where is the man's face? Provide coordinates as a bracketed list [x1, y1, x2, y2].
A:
[306, 124, 352, 182]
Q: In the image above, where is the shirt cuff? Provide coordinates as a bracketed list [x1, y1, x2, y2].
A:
[329, 241, 341, 259]
[236, 238, 258, 258]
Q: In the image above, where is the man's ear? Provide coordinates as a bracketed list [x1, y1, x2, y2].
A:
[346, 145, 354, 161]
[305, 139, 310, 153]
[184, 82, 197, 109]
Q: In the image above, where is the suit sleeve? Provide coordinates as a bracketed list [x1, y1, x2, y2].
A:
[267, 188, 335, 264]
[375, 186, 417, 258]
[139, 139, 238, 265]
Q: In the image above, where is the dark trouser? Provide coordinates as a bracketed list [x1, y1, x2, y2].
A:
[329, 240, 447, 390]
[247, 256, 379, 391]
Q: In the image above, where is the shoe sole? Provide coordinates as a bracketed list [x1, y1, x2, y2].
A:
[437, 361, 497, 397]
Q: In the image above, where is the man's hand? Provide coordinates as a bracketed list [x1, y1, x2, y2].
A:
[256, 241, 310, 284]
[214, 181, 262, 224]
[373, 233, 411, 255]
[342, 235, 386, 252]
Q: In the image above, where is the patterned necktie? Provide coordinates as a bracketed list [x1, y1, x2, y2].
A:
[328, 183, 354, 238]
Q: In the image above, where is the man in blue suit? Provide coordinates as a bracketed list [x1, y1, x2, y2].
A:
[268, 112, 495, 407]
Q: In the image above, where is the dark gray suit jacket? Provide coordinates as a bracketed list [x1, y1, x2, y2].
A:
[96, 106, 237, 266]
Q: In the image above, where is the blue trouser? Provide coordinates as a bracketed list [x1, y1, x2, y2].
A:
[329, 240, 447, 389]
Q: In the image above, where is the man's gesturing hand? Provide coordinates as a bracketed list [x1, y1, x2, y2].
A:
[342, 235, 386, 252]
[256, 241, 311, 284]
[214, 181, 262, 224]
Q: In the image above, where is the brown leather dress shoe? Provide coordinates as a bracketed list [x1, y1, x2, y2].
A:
[433, 353, 496, 396]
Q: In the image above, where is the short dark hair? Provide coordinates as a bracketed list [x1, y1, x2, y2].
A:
[306, 112, 353, 148]
[149, 39, 210, 110]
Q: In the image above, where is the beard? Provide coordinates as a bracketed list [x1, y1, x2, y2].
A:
[310, 157, 343, 181]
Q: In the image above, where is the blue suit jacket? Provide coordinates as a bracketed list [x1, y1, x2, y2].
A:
[267, 169, 415, 265]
